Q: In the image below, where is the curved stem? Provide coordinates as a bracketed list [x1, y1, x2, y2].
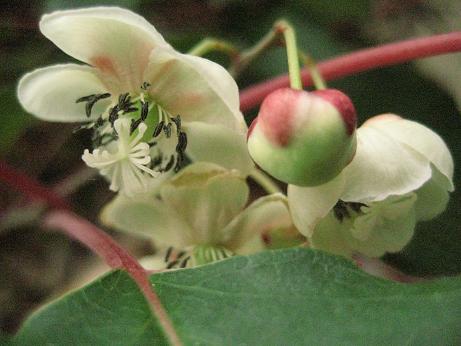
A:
[299, 52, 326, 90]
[188, 38, 239, 58]
[250, 169, 282, 194]
[229, 24, 281, 78]
[44, 210, 182, 346]
[275, 20, 302, 90]
[0, 161, 70, 210]
[240, 32, 461, 112]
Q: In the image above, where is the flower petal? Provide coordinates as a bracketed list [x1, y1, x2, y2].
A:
[287, 173, 345, 237]
[221, 193, 292, 254]
[341, 123, 432, 202]
[160, 163, 249, 244]
[144, 48, 245, 131]
[17, 64, 109, 122]
[100, 194, 193, 248]
[414, 167, 450, 221]
[183, 121, 254, 176]
[310, 194, 417, 258]
[364, 114, 454, 191]
[40, 7, 171, 93]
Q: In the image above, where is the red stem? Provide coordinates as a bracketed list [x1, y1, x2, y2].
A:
[0, 161, 70, 210]
[240, 32, 461, 112]
[43, 210, 182, 346]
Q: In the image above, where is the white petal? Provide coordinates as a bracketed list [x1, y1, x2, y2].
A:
[100, 195, 193, 248]
[40, 7, 171, 93]
[144, 48, 245, 131]
[17, 64, 109, 122]
[287, 173, 345, 237]
[310, 194, 417, 258]
[160, 163, 249, 244]
[414, 167, 450, 221]
[364, 114, 454, 191]
[221, 193, 292, 253]
[183, 121, 254, 176]
[341, 124, 432, 202]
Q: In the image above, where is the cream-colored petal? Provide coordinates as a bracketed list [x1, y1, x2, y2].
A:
[183, 121, 254, 176]
[221, 193, 292, 254]
[144, 48, 245, 131]
[100, 194, 193, 248]
[364, 114, 454, 191]
[17, 64, 109, 122]
[40, 7, 171, 93]
[160, 162, 249, 244]
[287, 173, 345, 237]
[414, 167, 450, 221]
[310, 194, 417, 258]
[341, 124, 432, 202]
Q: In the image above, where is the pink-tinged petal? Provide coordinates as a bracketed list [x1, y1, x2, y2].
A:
[40, 7, 171, 93]
[144, 48, 245, 131]
[287, 174, 345, 237]
[364, 114, 454, 191]
[18, 64, 109, 122]
[341, 124, 432, 202]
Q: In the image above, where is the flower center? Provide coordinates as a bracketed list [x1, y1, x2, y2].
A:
[162, 245, 234, 269]
[76, 83, 189, 195]
[333, 200, 367, 222]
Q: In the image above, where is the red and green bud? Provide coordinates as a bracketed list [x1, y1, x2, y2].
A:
[247, 88, 357, 186]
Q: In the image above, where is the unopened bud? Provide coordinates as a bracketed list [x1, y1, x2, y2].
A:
[247, 88, 357, 186]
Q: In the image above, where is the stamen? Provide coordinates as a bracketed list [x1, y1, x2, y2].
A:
[163, 123, 172, 138]
[164, 246, 173, 263]
[349, 202, 367, 213]
[333, 200, 367, 222]
[141, 101, 149, 121]
[141, 82, 151, 90]
[171, 115, 181, 132]
[166, 261, 178, 269]
[164, 155, 175, 172]
[109, 106, 119, 126]
[153, 121, 164, 137]
[176, 251, 186, 260]
[130, 118, 142, 135]
[180, 256, 190, 268]
[176, 132, 187, 153]
[76, 93, 111, 118]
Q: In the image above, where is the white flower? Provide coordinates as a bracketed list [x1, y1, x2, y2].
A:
[17, 7, 253, 195]
[288, 114, 454, 258]
[100, 162, 292, 269]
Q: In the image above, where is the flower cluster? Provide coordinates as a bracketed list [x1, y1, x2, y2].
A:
[18, 7, 455, 270]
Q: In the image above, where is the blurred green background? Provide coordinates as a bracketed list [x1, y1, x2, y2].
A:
[1, 0, 460, 334]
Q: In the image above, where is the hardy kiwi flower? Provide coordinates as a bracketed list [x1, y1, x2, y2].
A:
[288, 114, 454, 258]
[101, 162, 292, 268]
[18, 7, 253, 196]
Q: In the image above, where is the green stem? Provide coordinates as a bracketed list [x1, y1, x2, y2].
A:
[188, 38, 239, 58]
[275, 20, 303, 90]
[229, 28, 281, 78]
[250, 169, 282, 195]
[299, 52, 327, 90]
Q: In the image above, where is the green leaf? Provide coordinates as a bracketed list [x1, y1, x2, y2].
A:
[13, 248, 461, 345]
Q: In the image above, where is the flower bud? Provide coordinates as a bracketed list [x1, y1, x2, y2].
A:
[247, 88, 357, 186]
